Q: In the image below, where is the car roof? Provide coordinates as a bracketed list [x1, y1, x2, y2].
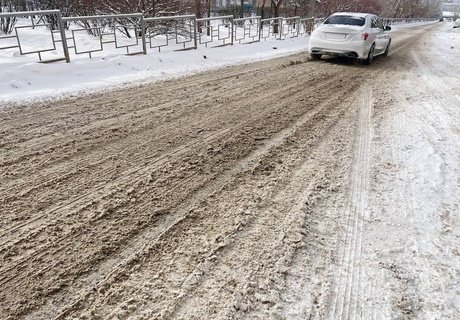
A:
[332, 12, 371, 18]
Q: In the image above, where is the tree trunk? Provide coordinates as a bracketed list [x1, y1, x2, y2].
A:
[207, 0, 211, 36]
[273, 1, 280, 34]
[261, 0, 266, 19]
[307, 0, 316, 33]
[195, 0, 202, 19]
[195, 0, 203, 31]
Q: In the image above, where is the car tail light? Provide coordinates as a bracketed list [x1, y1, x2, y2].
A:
[362, 32, 369, 40]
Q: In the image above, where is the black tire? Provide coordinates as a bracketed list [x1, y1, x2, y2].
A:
[363, 44, 375, 65]
[310, 53, 322, 61]
[383, 40, 391, 57]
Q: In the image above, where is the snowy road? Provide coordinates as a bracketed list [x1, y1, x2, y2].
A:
[0, 22, 459, 319]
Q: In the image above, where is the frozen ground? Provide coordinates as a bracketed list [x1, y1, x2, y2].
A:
[0, 21, 458, 319]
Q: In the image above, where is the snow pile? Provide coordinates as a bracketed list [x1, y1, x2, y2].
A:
[0, 22, 308, 103]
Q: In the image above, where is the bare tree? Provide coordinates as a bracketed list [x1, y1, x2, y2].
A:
[316, 0, 441, 18]
[272, 0, 282, 32]
[71, 0, 192, 37]
[316, 0, 382, 16]
[260, 0, 267, 18]
[0, 0, 18, 34]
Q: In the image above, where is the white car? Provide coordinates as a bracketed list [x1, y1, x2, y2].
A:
[454, 19, 460, 28]
[309, 12, 392, 65]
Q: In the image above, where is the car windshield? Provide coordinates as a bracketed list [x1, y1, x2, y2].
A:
[324, 15, 366, 26]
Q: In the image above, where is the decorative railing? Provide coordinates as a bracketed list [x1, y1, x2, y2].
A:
[0, 10, 436, 63]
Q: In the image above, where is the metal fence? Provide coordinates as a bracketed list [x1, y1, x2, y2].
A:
[197, 15, 234, 47]
[298, 18, 315, 36]
[260, 17, 283, 41]
[144, 15, 196, 52]
[233, 16, 261, 44]
[0, 10, 69, 63]
[61, 13, 145, 58]
[281, 16, 301, 38]
[0, 10, 438, 63]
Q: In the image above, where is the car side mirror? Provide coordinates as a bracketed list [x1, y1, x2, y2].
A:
[385, 26, 391, 31]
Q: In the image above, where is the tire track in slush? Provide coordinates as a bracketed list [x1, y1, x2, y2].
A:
[0, 67, 342, 249]
[27, 79, 347, 320]
[0, 74, 344, 288]
[0, 60, 278, 139]
[329, 85, 372, 320]
[0, 68, 334, 243]
[4, 66, 362, 318]
[64, 76, 361, 320]
[0, 129, 231, 287]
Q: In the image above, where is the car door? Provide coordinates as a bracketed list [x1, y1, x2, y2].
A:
[372, 16, 389, 54]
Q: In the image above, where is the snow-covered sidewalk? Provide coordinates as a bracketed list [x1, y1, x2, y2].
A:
[0, 36, 308, 103]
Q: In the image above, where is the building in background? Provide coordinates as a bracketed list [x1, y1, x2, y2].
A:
[442, 0, 460, 18]
[214, 0, 255, 10]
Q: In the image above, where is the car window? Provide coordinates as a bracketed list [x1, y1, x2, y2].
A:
[371, 17, 378, 28]
[323, 15, 366, 26]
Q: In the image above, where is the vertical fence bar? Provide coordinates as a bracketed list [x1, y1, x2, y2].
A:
[141, 15, 147, 54]
[193, 16, 198, 49]
[230, 16, 234, 45]
[279, 18, 283, 40]
[257, 18, 263, 42]
[57, 10, 70, 63]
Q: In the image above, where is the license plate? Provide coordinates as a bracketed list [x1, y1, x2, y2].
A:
[326, 33, 346, 40]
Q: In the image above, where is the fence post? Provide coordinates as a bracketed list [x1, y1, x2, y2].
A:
[193, 15, 198, 49]
[296, 17, 300, 37]
[279, 18, 283, 40]
[141, 15, 147, 54]
[258, 17, 262, 42]
[231, 16, 234, 45]
[57, 10, 70, 63]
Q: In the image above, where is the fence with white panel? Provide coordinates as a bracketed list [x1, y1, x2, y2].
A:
[0, 10, 436, 63]
[0, 10, 316, 63]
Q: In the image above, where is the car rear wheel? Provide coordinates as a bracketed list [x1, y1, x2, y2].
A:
[363, 44, 375, 65]
[310, 53, 322, 61]
[383, 40, 391, 57]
